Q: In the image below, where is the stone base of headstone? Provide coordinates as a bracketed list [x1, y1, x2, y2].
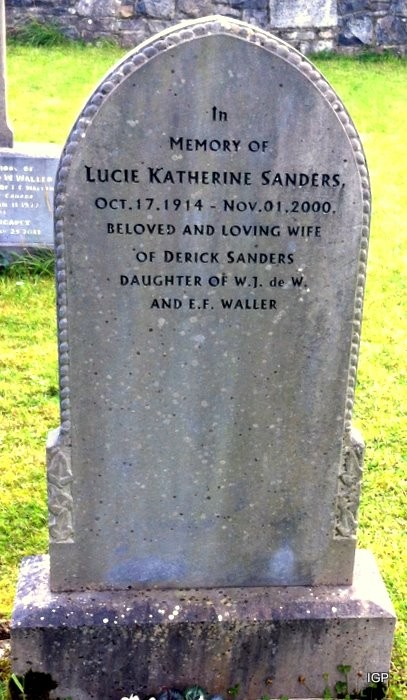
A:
[11, 551, 395, 700]
[0, 143, 60, 262]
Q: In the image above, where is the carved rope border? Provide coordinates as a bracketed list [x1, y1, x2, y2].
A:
[54, 15, 370, 446]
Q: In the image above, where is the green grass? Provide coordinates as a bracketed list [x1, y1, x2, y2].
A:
[1, 46, 406, 698]
[317, 55, 407, 699]
[0, 274, 57, 610]
[6, 43, 124, 144]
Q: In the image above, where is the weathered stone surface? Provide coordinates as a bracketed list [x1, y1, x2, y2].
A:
[319, 27, 336, 38]
[118, 18, 173, 46]
[178, 0, 216, 18]
[242, 9, 269, 26]
[377, 13, 407, 42]
[304, 38, 334, 52]
[4, 0, 407, 52]
[338, 0, 370, 15]
[270, 0, 337, 28]
[340, 15, 374, 44]
[77, 0, 121, 18]
[49, 17, 370, 592]
[394, 0, 407, 13]
[0, 0, 12, 148]
[11, 551, 396, 700]
[119, 24, 151, 46]
[0, 144, 60, 253]
[119, 3, 134, 18]
[136, 0, 175, 19]
[211, 4, 242, 17]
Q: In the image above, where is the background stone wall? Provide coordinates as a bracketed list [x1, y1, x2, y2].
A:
[5, 0, 407, 53]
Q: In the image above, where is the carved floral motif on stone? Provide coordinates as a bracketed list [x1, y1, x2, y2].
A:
[47, 445, 74, 543]
[335, 430, 364, 539]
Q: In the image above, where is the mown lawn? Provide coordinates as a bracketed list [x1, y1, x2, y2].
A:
[1, 45, 406, 698]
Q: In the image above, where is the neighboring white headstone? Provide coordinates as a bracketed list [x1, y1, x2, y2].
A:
[0, 3, 60, 259]
[0, 145, 60, 256]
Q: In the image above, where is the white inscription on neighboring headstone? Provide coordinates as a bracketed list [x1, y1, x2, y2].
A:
[0, 154, 59, 249]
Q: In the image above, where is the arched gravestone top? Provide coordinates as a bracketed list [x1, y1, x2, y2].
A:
[50, 16, 370, 591]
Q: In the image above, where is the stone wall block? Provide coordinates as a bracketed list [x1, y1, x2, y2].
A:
[369, 1, 391, 7]
[73, 15, 121, 39]
[4, 0, 407, 53]
[76, 0, 122, 18]
[270, 0, 337, 28]
[135, 0, 175, 20]
[144, 18, 175, 35]
[377, 13, 407, 41]
[284, 28, 317, 39]
[114, 17, 154, 44]
[8, 0, 74, 6]
[211, 4, 242, 17]
[319, 27, 337, 37]
[342, 14, 374, 42]
[177, 0, 216, 18]
[308, 37, 336, 51]
[225, 0, 268, 7]
[119, 4, 135, 19]
[370, 2, 393, 12]
[242, 9, 269, 25]
[119, 28, 150, 46]
[393, 0, 407, 13]
[338, 1, 369, 15]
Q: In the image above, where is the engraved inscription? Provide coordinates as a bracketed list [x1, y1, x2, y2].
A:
[0, 158, 58, 247]
[79, 105, 348, 315]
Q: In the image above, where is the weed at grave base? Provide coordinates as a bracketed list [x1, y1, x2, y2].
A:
[0, 251, 55, 277]
[8, 671, 57, 700]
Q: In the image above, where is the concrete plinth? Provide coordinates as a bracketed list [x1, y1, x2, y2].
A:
[11, 551, 395, 700]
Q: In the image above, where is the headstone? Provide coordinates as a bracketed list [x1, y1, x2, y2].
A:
[11, 17, 395, 700]
[0, 1, 60, 260]
[48, 12, 367, 593]
[0, 144, 60, 259]
[0, 0, 12, 147]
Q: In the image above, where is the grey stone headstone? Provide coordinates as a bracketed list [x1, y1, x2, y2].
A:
[49, 16, 370, 592]
[0, 145, 60, 255]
